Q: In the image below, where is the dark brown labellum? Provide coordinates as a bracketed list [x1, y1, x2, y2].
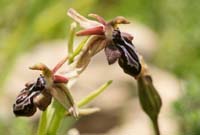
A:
[13, 75, 47, 117]
[13, 86, 40, 116]
[113, 30, 141, 77]
[104, 30, 141, 77]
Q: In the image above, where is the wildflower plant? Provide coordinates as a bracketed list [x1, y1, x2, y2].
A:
[13, 8, 162, 135]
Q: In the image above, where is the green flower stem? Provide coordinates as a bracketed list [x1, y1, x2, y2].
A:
[46, 100, 66, 135]
[68, 37, 89, 63]
[68, 22, 77, 57]
[37, 109, 47, 135]
[153, 118, 160, 135]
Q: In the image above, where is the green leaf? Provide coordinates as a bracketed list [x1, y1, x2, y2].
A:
[78, 80, 113, 107]
[66, 108, 100, 116]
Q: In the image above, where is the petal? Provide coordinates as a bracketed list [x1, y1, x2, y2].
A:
[75, 36, 106, 70]
[112, 16, 130, 24]
[53, 75, 68, 83]
[88, 13, 106, 25]
[108, 16, 130, 28]
[104, 44, 121, 65]
[76, 26, 104, 36]
[29, 63, 52, 78]
[50, 84, 79, 117]
[121, 32, 134, 41]
[67, 8, 104, 29]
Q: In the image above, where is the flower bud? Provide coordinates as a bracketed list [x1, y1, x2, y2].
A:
[138, 75, 162, 122]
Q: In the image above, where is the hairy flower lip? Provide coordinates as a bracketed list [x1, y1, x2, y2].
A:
[105, 29, 141, 78]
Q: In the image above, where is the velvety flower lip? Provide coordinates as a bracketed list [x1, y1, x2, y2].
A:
[13, 75, 48, 116]
[105, 30, 141, 77]
[113, 30, 141, 70]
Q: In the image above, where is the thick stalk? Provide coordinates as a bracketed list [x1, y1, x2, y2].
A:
[153, 118, 160, 135]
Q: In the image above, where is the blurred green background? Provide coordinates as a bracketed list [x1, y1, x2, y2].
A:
[0, 0, 199, 134]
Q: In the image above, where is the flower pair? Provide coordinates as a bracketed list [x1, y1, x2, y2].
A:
[13, 8, 142, 117]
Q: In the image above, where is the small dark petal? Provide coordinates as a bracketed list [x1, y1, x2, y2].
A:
[112, 30, 141, 77]
[104, 44, 121, 65]
[33, 90, 52, 111]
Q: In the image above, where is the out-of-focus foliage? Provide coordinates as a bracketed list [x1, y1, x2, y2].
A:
[174, 77, 200, 135]
[94, 0, 162, 31]
[155, 0, 200, 77]
[0, 0, 199, 134]
[153, 0, 200, 135]
[0, 118, 34, 135]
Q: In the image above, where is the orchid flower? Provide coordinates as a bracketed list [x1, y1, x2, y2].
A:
[13, 63, 78, 117]
[68, 8, 141, 78]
